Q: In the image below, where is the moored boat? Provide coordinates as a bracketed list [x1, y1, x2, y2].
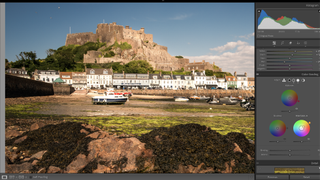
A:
[92, 91, 128, 105]
[207, 96, 220, 104]
[174, 96, 189, 102]
[218, 97, 239, 105]
[189, 95, 200, 100]
[199, 96, 210, 100]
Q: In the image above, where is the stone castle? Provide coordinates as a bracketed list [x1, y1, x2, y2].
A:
[65, 22, 220, 72]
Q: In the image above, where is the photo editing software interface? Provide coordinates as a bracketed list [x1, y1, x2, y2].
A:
[1, 2, 320, 180]
[255, 2, 320, 180]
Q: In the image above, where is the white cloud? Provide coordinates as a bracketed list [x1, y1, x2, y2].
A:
[210, 40, 248, 53]
[185, 42, 254, 77]
[170, 14, 191, 20]
[239, 32, 254, 39]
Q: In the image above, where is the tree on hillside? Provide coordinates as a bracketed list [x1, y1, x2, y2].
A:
[175, 56, 184, 58]
[11, 51, 40, 76]
[112, 62, 124, 73]
[205, 70, 214, 76]
[46, 49, 56, 56]
[5, 59, 9, 70]
[86, 64, 92, 68]
[55, 49, 75, 71]
[124, 60, 153, 74]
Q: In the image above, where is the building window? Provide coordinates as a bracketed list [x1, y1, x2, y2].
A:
[90, 69, 95, 74]
[43, 78, 45, 81]
[103, 70, 108, 74]
[196, 67, 198, 69]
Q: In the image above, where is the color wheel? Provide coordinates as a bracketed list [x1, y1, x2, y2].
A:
[269, 120, 286, 137]
[293, 120, 310, 137]
[281, 89, 298, 106]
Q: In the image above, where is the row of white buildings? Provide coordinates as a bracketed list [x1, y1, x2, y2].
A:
[6, 68, 253, 90]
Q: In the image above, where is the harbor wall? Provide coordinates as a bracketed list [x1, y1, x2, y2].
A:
[5, 74, 54, 98]
[53, 84, 75, 95]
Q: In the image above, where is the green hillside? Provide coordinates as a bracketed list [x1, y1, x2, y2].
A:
[7, 41, 233, 77]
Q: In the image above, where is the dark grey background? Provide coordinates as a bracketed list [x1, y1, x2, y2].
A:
[1, 2, 5, 174]
[256, 77, 320, 161]
[0, 174, 255, 180]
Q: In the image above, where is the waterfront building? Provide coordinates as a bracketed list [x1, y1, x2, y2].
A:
[183, 74, 195, 89]
[60, 72, 73, 85]
[248, 77, 255, 89]
[6, 67, 30, 79]
[205, 76, 218, 89]
[113, 72, 149, 89]
[160, 74, 173, 89]
[225, 75, 237, 89]
[86, 68, 113, 89]
[149, 73, 161, 88]
[217, 77, 228, 89]
[234, 72, 248, 89]
[72, 72, 87, 90]
[35, 70, 60, 83]
[192, 70, 206, 89]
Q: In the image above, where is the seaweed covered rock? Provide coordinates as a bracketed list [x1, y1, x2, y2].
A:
[137, 123, 254, 173]
[5, 122, 97, 173]
[5, 122, 254, 174]
[5, 122, 155, 173]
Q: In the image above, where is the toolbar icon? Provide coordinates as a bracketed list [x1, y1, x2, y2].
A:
[272, 41, 276, 45]
[296, 79, 300, 82]
[1, 175, 7, 180]
[282, 78, 286, 82]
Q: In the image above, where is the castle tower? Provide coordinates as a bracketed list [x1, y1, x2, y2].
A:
[234, 71, 237, 77]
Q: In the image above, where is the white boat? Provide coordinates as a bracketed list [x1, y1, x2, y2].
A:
[199, 96, 210, 100]
[92, 91, 128, 105]
[174, 96, 189, 102]
[207, 96, 220, 104]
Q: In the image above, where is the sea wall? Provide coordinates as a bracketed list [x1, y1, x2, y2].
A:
[5, 74, 54, 98]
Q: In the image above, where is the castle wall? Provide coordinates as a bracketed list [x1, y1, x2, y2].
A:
[144, 34, 153, 43]
[96, 23, 124, 44]
[66, 23, 219, 73]
[118, 39, 140, 51]
[83, 51, 102, 63]
[65, 32, 98, 46]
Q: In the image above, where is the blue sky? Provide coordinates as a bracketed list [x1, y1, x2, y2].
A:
[5, 3, 254, 77]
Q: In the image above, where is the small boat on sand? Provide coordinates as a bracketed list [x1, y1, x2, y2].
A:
[174, 96, 189, 102]
[207, 96, 220, 104]
[92, 91, 128, 105]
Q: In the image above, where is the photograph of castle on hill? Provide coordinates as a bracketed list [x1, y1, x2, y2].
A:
[5, 3, 255, 174]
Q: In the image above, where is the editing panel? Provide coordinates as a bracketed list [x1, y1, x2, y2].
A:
[256, 3, 320, 180]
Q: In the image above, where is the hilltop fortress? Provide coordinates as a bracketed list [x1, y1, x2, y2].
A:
[65, 22, 221, 72]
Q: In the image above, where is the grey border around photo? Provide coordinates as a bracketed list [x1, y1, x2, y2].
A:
[1, 2, 5, 174]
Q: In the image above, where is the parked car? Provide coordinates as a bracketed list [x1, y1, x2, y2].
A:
[211, 87, 216, 90]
